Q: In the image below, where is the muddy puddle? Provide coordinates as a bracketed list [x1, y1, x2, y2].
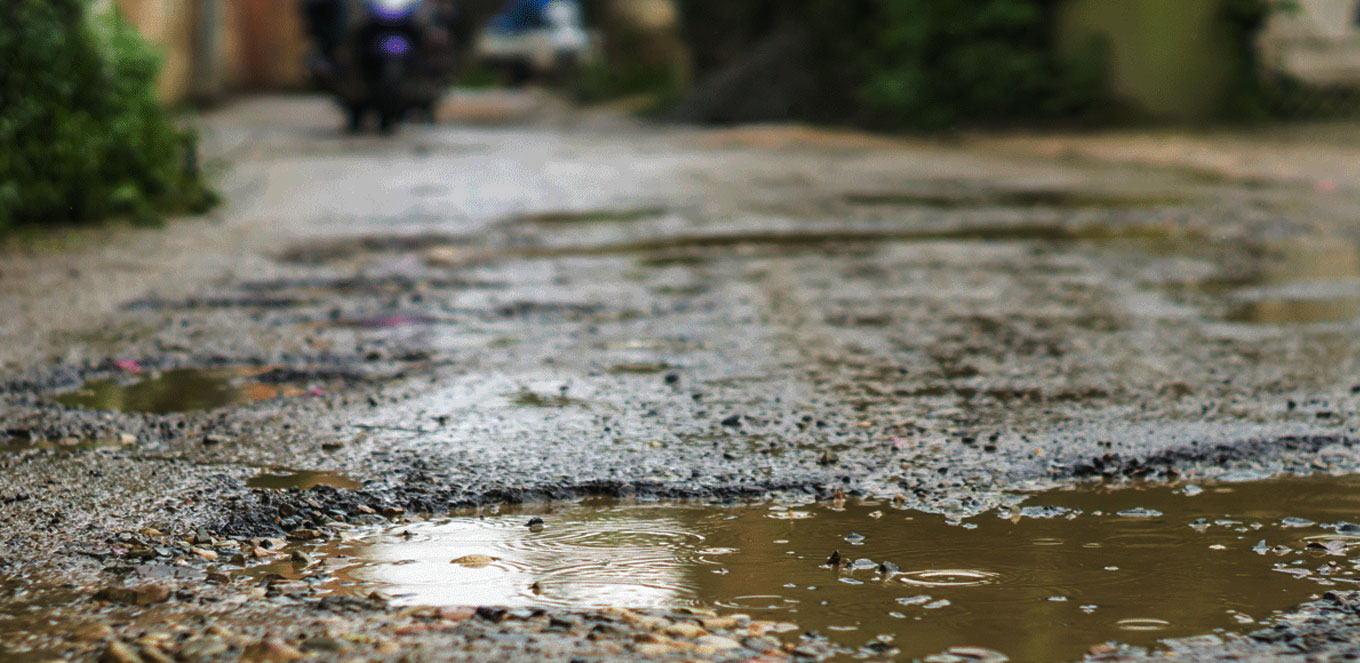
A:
[1152, 236, 1360, 325]
[53, 367, 325, 414]
[844, 188, 1188, 210]
[246, 475, 1360, 661]
[246, 470, 363, 491]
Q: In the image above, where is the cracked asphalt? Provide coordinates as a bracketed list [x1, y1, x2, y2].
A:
[2, 92, 1360, 662]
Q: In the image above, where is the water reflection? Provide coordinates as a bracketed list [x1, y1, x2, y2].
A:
[258, 476, 1360, 661]
[54, 367, 318, 414]
[354, 511, 702, 609]
[1213, 237, 1360, 325]
[246, 471, 362, 491]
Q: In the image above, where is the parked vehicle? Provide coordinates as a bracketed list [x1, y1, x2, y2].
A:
[473, 0, 596, 85]
[304, 0, 458, 133]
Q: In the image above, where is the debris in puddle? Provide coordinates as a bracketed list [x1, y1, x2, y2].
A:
[233, 475, 1360, 661]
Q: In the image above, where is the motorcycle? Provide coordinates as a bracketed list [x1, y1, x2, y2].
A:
[310, 0, 456, 134]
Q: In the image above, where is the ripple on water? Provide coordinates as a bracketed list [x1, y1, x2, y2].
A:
[245, 475, 1360, 662]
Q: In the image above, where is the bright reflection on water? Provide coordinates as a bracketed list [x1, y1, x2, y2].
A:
[262, 475, 1360, 661]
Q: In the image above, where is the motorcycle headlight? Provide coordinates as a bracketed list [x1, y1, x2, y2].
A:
[367, 0, 422, 18]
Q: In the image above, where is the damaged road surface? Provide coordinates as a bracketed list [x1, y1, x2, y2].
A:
[2, 95, 1360, 662]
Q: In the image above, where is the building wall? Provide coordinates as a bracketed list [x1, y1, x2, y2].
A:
[1260, 0, 1360, 85]
[1057, 0, 1238, 121]
[110, 0, 309, 104]
[114, 0, 201, 103]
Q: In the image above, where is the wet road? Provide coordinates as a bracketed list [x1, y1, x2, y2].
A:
[2, 93, 1360, 662]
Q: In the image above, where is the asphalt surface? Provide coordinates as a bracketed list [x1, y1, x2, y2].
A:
[2, 93, 1360, 662]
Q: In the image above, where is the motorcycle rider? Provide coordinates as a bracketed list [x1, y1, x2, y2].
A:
[301, 0, 348, 75]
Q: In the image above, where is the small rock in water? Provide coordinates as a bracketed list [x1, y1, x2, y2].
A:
[1183, 484, 1204, 496]
[848, 558, 877, 571]
[877, 561, 901, 576]
[944, 646, 1009, 662]
[1117, 508, 1162, 518]
[527, 517, 545, 532]
[825, 550, 843, 567]
[451, 554, 498, 568]
[896, 595, 932, 606]
[923, 599, 952, 609]
[94, 584, 171, 606]
[1336, 522, 1360, 535]
[1017, 506, 1069, 519]
[844, 532, 865, 543]
[1189, 518, 1211, 532]
[1252, 540, 1269, 555]
[1281, 517, 1315, 528]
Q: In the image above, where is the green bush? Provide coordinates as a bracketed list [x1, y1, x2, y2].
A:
[677, 0, 1285, 129]
[846, 0, 1107, 129]
[0, 0, 217, 233]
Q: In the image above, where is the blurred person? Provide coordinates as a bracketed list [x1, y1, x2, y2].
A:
[301, 0, 348, 70]
[299, 0, 460, 133]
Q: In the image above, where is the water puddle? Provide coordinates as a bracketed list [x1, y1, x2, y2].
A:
[607, 362, 675, 375]
[248, 475, 1360, 661]
[844, 187, 1188, 209]
[246, 470, 363, 491]
[1171, 236, 1360, 325]
[519, 207, 670, 224]
[1226, 296, 1360, 325]
[0, 436, 131, 454]
[54, 367, 325, 414]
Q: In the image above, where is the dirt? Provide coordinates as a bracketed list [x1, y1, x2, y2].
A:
[1, 93, 1360, 662]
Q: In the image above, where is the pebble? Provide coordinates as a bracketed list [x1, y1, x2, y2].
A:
[101, 641, 143, 663]
[286, 529, 322, 541]
[139, 647, 174, 663]
[300, 636, 346, 652]
[451, 554, 498, 568]
[663, 622, 708, 639]
[633, 643, 676, 656]
[700, 615, 742, 631]
[94, 584, 171, 606]
[179, 637, 229, 659]
[74, 623, 113, 642]
[696, 635, 742, 650]
[241, 639, 304, 662]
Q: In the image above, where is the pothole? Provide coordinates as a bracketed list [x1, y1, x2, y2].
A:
[53, 367, 330, 414]
[242, 475, 1360, 661]
[246, 471, 363, 491]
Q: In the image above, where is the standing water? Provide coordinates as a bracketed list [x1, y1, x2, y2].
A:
[252, 475, 1360, 661]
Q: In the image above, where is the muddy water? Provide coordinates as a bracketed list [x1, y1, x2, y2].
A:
[246, 470, 363, 491]
[53, 368, 320, 414]
[1193, 237, 1360, 325]
[254, 476, 1360, 661]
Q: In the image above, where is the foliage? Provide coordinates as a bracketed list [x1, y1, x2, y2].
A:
[677, 0, 1289, 128]
[842, 0, 1107, 129]
[0, 0, 217, 232]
